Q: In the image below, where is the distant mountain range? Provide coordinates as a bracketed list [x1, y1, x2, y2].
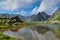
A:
[0, 14, 25, 21]
[0, 8, 60, 22]
[25, 12, 50, 22]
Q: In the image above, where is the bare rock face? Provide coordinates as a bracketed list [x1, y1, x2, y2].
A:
[3, 27, 58, 40]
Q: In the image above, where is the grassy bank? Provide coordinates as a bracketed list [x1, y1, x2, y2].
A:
[53, 27, 60, 40]
[0, 22, 37, 31]
[0, 32, 17, 40]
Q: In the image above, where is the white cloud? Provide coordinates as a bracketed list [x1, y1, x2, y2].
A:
[37, 0, 60, 14]
[13, 10, 27, 16]
[0, 0, 39, 11]
[30, 7, 38, 15]
[51, 7, 58, 15]
[19, 10, 27, 16]
[45, 7, 58, 15]
[0, 0, 18, 11]
[13, 12, 20, 14]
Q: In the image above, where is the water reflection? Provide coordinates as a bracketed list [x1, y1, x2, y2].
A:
[3, 27, 58, 40]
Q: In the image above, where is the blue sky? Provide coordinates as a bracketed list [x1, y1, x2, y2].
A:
[0, 0, 60, 16]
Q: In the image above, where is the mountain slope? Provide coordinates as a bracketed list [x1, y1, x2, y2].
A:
[49, 8, 60, 21]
